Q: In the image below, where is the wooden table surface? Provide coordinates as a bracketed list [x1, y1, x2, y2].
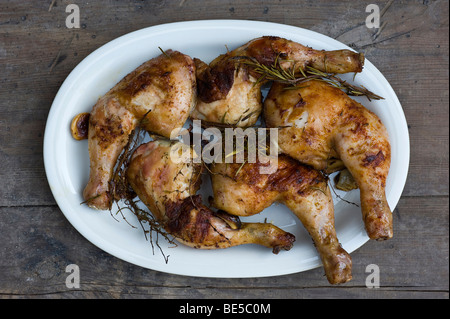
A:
[0, 0, 448, 299]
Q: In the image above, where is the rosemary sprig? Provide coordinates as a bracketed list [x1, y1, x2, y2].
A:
[108, 128, 176, 263]
[233, 55, 298, 85]
[234, 56, 384, 101]
[304, 66, 384, 101]
[158, 47, 170, 58]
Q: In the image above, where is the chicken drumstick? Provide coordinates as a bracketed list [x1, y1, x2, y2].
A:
[126, 140, 295, 253]
[264, 80, 392, 240]
[210, 154, 352, 284]
[191, 36, 364, 127]
[82, 50, 197, 210]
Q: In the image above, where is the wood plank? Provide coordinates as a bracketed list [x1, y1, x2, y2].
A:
[0, 0, 448, 300]
[0, 196, 447, 298]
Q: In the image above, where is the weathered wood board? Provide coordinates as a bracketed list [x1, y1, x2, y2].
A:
[0, 0, 448, 299]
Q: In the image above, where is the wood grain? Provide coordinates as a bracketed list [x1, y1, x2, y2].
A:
[0, 197, 447, 298]
[0, 0, 448, 299]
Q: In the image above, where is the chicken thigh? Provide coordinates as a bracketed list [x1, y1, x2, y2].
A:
[210, 155, 352, 284]
[264, 80, 392, 240]
[126, 140, 295, 253]
[191, 36, 365, 127]
[82, 50, 197, 210]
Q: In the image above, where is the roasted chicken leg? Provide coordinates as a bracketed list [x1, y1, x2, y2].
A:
[210, 155, 352, 284]
[264, 80, 392, 240]
[126, 140, 295, 252]
[191, 36, 364, 127]
[82, 50, 197, 210]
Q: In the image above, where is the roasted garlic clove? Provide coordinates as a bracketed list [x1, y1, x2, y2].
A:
[71, 112, 90, 140]
[334, 169, 359, 192]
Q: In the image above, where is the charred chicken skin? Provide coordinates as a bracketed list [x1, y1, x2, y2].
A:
[191, 36, 364, 127]
[210, 155, 352, 284]
[126, 140, 295, 253]
[264, 80, 392, 240]
[82, 50, 197, 210]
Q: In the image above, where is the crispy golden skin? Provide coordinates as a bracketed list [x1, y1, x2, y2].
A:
[126, 140, 295, 253]
[192, 57, 262, 127]
[211, 155, 352, 284]
[82, 50, 197, 210]
[264, 80, 392, 240]
[191, 36, 364, 127]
